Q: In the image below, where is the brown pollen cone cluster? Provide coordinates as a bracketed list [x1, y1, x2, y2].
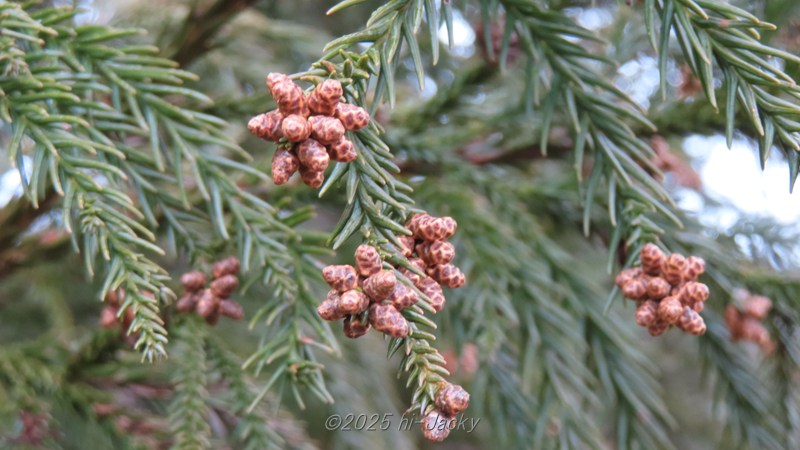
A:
[247, 73, 370, 188]
[725, 292, 775, 353]
[616, 243, 709, 336]
[421, 383, 470, 441]
[176, 257, 244, 325]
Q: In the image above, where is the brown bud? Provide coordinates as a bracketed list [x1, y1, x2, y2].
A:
[335, 103, 370, 131]
[399, 258, 426, 286]
[657, 296, 683, 325]
[327, 136, 357, 162]
[429, 264, 466, 289]
[196, 289, 220, 319]
[343, 315, 370, 338]
[421, 409, 453, 442]
[266, 73, 291, 93]
[180, 271, 207, 293]
[646, 276, 671, 300]
[297, 139, 330, 172]
[314, 79, 343, 104]
[640, 243, 665, 276]
[677, 307, 706, 336]
[308, 115, 345, 145]
[426, 241, 456, 265]
[105, 289, 123, 307]
[247, 110, 283, 141]
[368, 303, 408, 338]
[272, 82, 305, 116]
[615, 267, 643, 289]
[397, 234, 415, 258]
[725, 306, 744, 340]
[100, 306, 118, 328]
[176, 293, 199, 313]
[388, 283, 418, 310]
[684, 256, 705, 281]
[212, 257, 240, 279]
[682, 281, 709, 304]
[210, 274, 238, 298]
[743, 295, 772, 320]
[418, 277, 446, 312]
[621, 277, 648, 300]
[337, 290, 370, 315]
[322, 265, 358, 292]
[661, 253, 687, 285]
[417, 216, 457, 242]
[299, 165, 324, 188]
[280, 114, 311, 142]
[648, 318, 669, 337]
[307, 90, 337, 116]
[355, 244, 382, 277]
[271, 148, 300, 185]
[219, 299, 244, 320]
[692, 301, 704, 313]
[406, 213, 429, 236]
[363, 270, 397, 301]
[635, 300, 658, 327]
[318, 291, 346, 321]
[435, 384, 470, 417]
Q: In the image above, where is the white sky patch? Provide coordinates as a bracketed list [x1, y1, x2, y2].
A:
[438, 9, 475, 58]
[0, 156, 32, 208]
[565, 7, 614, 31]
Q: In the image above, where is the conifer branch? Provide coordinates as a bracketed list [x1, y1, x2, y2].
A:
[169, 318, 211, 450]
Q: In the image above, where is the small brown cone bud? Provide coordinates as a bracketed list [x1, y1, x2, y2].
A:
[406, 214, 428, 236]
[212, 257, 240, 279]
[266, 73, 291, 93]
[100, 306, 118, 328]
[418, 277, 446, 312]
[180, 271, 207, 293]
[369, 303, 408, 338]
[426, 241, 456, 265]
[363, 270, 397, 301]
[210, 274, 238, 298]
[307, 91, 336, 116]
[355, 244, 382, 277]
[272, 82, 305, 116]
[271, 148, 299, 185]
[315, 79, 343, 104]
[299, 165, 324, 188]
[106, 289, 123, 307]
[435, 384, 470, 417]
[297, 139, 330, 172]
[741, 319, 769, 344]
[677, 307, 706, 335]
[743, 295, 772, 320]
[615, 267, 643, 289]
[327, 136, 357, 162]
[648, 319, 669, 337]
[621, 277, 648, 300]
[646, 276, 671, 300]
[682, 281, 709, 304]
[196, 290, 220, 320]
[725, 306, 744, 340]
[322, 265, 358, 292]
[684, 256, 705, 281]
[640, 243, 666, 276]
[657, 296, 683, 325]
[337, 290, 370, 315]
[247, 110, 283, 141]
[308, 115, 345, 145]
[388, 283, 417, 310]
[400, 258, 426, 286]
[280, 114, 311, 142]
[421, 410, 453, 442]
[429, 264, 466, 289]
[318, 291, 346, 321]
[635, 300, 658, 327]
[418, 217, 457, 242]
[397, 234, 415, 257]
[176, 293, 199, 313]
[335, 103, 370, 131]
[219, 299, 244, 320]
[692, 301, 705, 313]
[343, 315, 370, 338]
[661, 253, 687, 285]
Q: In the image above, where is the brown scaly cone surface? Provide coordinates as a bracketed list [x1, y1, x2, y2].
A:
[725, 290, 776, 354]
[175, 257, 244, 325]
[248, 73, 369, 188]
[616, 243, 709, 336]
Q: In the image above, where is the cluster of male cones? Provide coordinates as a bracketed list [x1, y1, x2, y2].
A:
[421, 383, 471, 441]
[176, 257, 244, 325]
[317, 213, 465, 339]
[248, 73, 370, 188]
[725, 291, 775, 353]
[616, 243, 709, 336]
